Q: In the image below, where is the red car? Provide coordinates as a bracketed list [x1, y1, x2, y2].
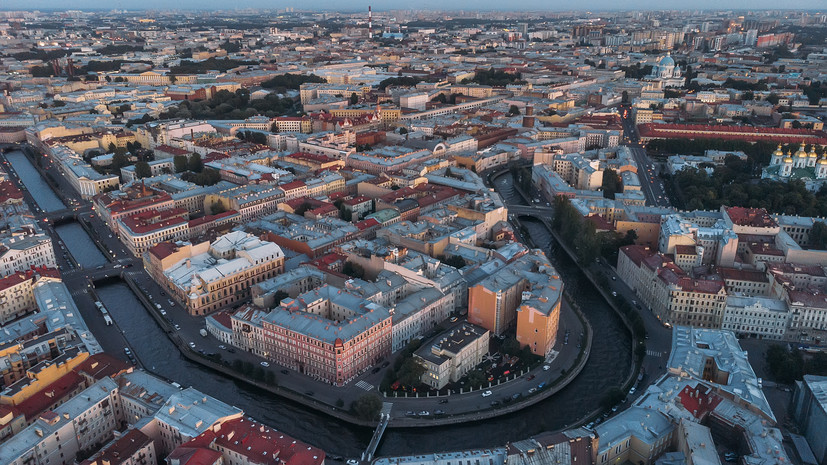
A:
[526, 375, 535, 381]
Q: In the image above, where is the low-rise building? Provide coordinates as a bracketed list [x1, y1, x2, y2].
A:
[415, 323, 489, 390]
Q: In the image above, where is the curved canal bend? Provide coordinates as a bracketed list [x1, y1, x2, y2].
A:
[9, 149, 632, 457]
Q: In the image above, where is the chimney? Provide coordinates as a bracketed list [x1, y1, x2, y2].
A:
[368, 6, 373, 39]
[522, 106, 535, 128]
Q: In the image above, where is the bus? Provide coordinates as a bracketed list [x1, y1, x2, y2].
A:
[103, 315, 113, 326]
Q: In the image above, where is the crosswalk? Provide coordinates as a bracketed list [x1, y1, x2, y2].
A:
[355, 380, 374, 391]
[70, 288, 88, 297]
[646, 350, 663, 357]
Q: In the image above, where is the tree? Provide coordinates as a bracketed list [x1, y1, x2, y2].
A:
[766, 93, 780, 106]
[134, 161, 152, 179]
[396, 357, 426, 387]
[742, 91, 754, 101]
[342, 261, 365, 279]
[173, 155, 188, 173]
[351, 394, 382, 421]
[399, 127, 408, 135]
[502, 337, 522, 356]
[811, 221, 827, 249]
[621, 90, 629, 104]
[188, 153, 203, 173]
[111, 153, 130, 172]
[508, 105, 521, 116]
[350, 92, 359, 105]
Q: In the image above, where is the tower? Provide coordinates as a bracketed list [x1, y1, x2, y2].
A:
[368, 6, 373, 40]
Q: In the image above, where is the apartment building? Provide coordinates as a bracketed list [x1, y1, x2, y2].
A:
[117, 208, 189, 256]
[0, 267, 59, 324]
[146, 231, 285, 315]
[468, 250, 563, 351]
[0, 234, 57, 279]
[721, 296, 790, 340]
[618, 246, 727, 327]
[170, 417, 325, 465]
[0, 378, 121, 465]
[235, 284, 393, 386]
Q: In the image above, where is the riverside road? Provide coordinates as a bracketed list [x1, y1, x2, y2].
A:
[3, 146, 639, 458]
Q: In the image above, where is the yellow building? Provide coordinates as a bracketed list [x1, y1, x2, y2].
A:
[146, 231, 285, 315]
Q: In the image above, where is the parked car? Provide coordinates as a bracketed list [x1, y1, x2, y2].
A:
[482, 390, 493, 397]
[543, 365, 550, 371]
[188, 342, 196, 349]
[260, 361, 270, 367]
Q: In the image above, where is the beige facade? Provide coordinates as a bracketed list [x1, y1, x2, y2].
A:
[416, 323, 489, 390]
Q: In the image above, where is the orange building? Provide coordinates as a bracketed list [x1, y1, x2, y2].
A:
[468, 250, 563, 357]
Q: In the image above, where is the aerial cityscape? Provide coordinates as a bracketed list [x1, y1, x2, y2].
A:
[0, 6, 826, 465]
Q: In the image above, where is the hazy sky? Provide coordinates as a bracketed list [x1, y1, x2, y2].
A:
[2, 0, 825, 11]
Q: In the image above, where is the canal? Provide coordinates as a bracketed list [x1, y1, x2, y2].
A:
[91, 173, 631, 457]
[8, 145, 632, 457]
[5, 150, 65, 212]
[55, 222, 108, 268]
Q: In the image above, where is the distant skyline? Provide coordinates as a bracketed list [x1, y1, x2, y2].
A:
[1, 0, 825, 12]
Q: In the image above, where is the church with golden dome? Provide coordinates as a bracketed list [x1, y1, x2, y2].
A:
[762, 143, 827, 191]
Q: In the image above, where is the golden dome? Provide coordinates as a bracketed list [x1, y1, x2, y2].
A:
[819, 158, 827, 165]
[794, 142, 807, 157]
[773, 144, 784, 156]
[783, 156, 793, 163]
[810, 151, 818, 158]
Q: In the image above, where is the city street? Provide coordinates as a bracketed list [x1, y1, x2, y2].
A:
[619, 107, 670, 207]
[4, 144, 592, 424]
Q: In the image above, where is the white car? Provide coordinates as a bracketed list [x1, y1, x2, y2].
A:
[543, 365, 550, 371]
[260, 361, 270, 367]
[188, 342, 196, 349]
[482, 390, 493, 397]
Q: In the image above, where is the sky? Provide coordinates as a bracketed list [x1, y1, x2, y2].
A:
[1, 0, 825, 11]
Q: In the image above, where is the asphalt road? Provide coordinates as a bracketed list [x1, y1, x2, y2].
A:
[619, 108, 670, 208]
[591, 257, 673, 389]
[7, 144, 593, 423]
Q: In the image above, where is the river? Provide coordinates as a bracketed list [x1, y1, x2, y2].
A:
[7, 149, 632, 456]
[5, 150, 65, 212]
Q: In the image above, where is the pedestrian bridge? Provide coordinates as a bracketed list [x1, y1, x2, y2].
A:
[361, 403, 393, 462]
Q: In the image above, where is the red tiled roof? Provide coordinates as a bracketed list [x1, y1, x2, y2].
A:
[119, 208, 188, 235]
[677, 383, 722, 419]
[355, 218, 380, 230]
[148, 241, 180, 260]
[167, 447, 223, 465]
[724, 206, 778, 228]
[210, 311, 233, 330]
[182, 418, 325, 465]
[15, 371, 85, 420]
[280, 180, 307, 191]
[620, 245, 654, 266]
[639, 123, 827, 144]
[73, 353, 130, 380]
[0, 180, 24, 204]
[155, 145, 190, 156]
